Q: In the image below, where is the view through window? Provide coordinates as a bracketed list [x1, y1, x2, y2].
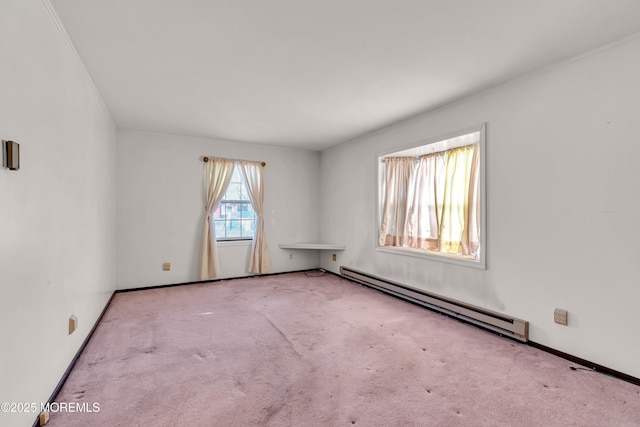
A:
[213, 166, 256, 240]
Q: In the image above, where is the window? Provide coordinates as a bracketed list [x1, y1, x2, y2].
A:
[377, 125, 485, 268]
[213, 166, 256, 240]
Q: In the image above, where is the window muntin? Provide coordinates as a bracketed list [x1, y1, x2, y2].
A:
[213, 167, 256, 240]
[377, 125, 485, 268]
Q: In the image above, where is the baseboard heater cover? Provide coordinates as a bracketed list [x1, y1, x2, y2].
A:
[340, 266, 529, 342]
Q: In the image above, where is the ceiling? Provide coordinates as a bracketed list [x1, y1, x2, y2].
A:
[50, 0, 640, 151]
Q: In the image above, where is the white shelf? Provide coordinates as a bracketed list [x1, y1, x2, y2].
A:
[279, 242, 345, 250]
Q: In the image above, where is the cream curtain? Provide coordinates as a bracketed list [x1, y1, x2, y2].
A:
[381, 143, 480, 258]
[198, 158, 235, 280]
[439, 144, 479, 255]
[238, 160, 270, 274]
[379, 157, 415, 246]
[465, 146, 480, 256]
[407, 152, 444, 250]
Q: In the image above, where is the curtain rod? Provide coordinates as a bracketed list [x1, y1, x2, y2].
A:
[202, 156, 266, 167]
[380, 141, 479, 162]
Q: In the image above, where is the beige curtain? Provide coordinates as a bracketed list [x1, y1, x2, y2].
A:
[198, 158, 235, 280]
[407, 152, 444, 250]
[439, 144, 479, 255]
[379, 157, 415, 246]
[465, 146, 481, 256]
[238, 160, 270, 274]
[380, 143, 480, 258]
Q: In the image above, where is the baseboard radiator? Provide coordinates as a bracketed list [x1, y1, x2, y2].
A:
[340, 266, 529, 342]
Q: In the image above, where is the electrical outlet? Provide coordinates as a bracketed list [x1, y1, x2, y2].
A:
[39, 410, 50, 425]
[554, 308, 568, 325]
[163, 262, 171, 271]
[289, 254, 293, 260]
[332, 253, 337, 261]
[69, 315, 78, 334]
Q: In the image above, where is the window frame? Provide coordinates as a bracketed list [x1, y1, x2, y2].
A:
[213, 166, 257, 242]
[375, 123, 487, 270]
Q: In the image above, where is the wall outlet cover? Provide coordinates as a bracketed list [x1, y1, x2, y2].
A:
[69, 315, 78, 334]
[554, 308, 568, 325]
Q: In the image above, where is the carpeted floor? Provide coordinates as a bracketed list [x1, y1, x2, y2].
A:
[47, 271, 640, 426]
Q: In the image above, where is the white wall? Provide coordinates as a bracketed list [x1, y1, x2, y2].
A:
[320, 36, 640, 379]
[0, 1, 116, 426]
[116, 130, 321, 289]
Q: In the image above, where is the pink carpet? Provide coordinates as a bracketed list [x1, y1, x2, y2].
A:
[47, 272, 640, 426]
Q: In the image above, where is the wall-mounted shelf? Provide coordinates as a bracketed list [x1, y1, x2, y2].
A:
[279, 242, 345, 251]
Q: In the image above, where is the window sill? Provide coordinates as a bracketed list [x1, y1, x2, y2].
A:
[217, 239, 253, 247]
[376, 246, 485, 270]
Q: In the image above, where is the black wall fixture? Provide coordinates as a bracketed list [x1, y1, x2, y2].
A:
[2, 140, 20, 170]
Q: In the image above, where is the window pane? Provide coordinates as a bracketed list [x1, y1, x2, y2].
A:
[213, 205, 222, 220]
[226, 220, 242, 238]
[226, 183, 243, 200]
[231, 167, 242, 182]
[214, 166, 257, 240]
[240, 183, 250, 200]
[214, 220, 226, 238]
